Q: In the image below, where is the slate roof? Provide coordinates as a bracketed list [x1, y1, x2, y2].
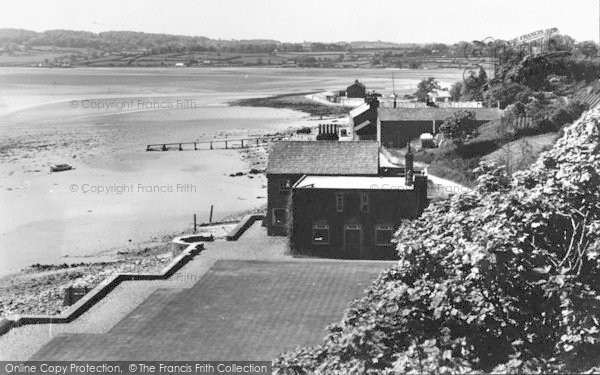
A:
[378, 107, 502, 122]
[295, 176, 412, 190]
[348, 79, 366, 89]
[266, 141, 379, 175]
[429, 89, 452, 99]
[349, 102, 371, 118]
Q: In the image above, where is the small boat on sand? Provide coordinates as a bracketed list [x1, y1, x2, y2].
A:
[50, 164, 73, 172]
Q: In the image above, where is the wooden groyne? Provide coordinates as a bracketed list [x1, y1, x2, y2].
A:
[146, 135, 287, 151]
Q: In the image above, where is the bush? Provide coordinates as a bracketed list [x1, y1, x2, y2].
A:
[547, 100, 589, 132]
[439, 110, 478, 147]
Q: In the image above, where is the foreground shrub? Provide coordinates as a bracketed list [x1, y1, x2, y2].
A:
[274, 108, 600, 374]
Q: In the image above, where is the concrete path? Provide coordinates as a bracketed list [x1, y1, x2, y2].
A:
[30, 259, 392, 360]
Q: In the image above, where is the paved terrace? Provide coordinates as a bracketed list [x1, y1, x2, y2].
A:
[0, 222, 393, 360]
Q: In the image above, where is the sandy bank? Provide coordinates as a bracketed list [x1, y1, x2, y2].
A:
[230, 92, 352, 118]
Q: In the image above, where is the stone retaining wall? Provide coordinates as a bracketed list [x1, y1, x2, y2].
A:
[226, 215, 265, 241]
[0, 243, 204, 337]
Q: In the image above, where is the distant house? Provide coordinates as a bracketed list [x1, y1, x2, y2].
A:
[428, 89, 452, 103]
[265, 141, 380, 236]
[347, 79, 367, 98]
[377, 107, 502, 148]
[289, 153, 427, 259]
[175, 62, 185, 67]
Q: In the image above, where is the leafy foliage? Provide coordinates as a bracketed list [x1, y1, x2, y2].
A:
[414, 77, 441, 102]
[449, 82, 463, 102]
[0, 28, 348, 55]
[274, 108, 600, 374]
[487, 82, 535, 109]
[574, 41, 599, 58]
[460, 67, 488, 101]
[499, 98, 588, 138]
[439, 110, 479, 147]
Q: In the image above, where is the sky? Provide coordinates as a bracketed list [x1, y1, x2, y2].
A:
[1, 0, 598, 44]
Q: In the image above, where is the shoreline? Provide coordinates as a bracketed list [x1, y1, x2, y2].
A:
[0, 136, 274, 318]
[0, 221, 237, 318]
[0, 96, 323, 319]
[230, 92, 352, 118]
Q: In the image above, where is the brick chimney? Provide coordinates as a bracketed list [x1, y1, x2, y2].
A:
[405, 139, 414, 186]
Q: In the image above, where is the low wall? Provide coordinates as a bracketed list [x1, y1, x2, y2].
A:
[0, 319, 12, 336]
[171, 234, 214, 252]
[226, 215, 265, 241]
[1, 243, 205, 336]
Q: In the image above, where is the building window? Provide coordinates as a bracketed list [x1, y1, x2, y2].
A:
[360, 192, 369, 214]
[272, 208, 287, 226]
[279, 179, 291, 193]
[335, 193, 344, 213]
[312, 222, 330, 245]
[375, 225, 394, 246]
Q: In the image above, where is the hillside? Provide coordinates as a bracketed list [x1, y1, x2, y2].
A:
[0, 28, 475, 68]
[274, 107, 600, 373]
[409, 54, 600, 187]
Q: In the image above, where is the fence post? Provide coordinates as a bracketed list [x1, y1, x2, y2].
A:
[194, 142, 197, 150]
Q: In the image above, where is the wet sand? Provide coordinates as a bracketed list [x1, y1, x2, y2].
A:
[0, 67, 463, 275]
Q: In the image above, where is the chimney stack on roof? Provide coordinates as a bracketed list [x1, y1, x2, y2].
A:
[405, 139, 414, 186]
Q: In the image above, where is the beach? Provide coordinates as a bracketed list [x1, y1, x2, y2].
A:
[0, 67, 463, 317]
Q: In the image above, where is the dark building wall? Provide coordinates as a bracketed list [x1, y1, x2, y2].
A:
[379, 120, 436, 148]
[347, 81, 366, 98]
[290, 183, 426, 259]
[356, 132, 377, 141]
[350, 101, 379, 140]
[265, 174, 303, 235]
[379, 119, 490, 148]
[351, 110, 378, 140]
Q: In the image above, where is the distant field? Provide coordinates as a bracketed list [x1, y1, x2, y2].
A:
[0, 52, 74, 65]
[0, 46, 477, 68]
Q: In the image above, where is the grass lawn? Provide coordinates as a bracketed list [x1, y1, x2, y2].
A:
[30, 259, 392, 361]
[481, 132, 559, 172]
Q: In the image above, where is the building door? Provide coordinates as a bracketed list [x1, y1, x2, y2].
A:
[344, 224, 362, 258]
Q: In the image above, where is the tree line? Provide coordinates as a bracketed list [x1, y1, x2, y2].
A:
[4, 28, 597, 58]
